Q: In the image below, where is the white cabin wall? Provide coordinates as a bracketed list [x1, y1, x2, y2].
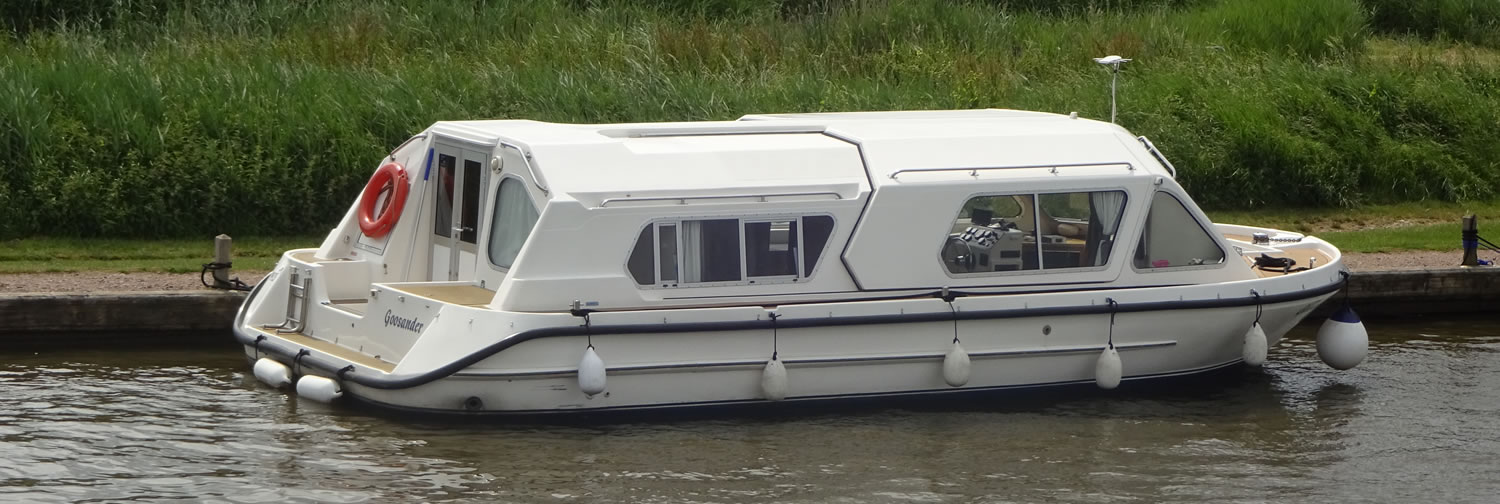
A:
[472, 146, 537, 292]
[311, 134, 435, 284]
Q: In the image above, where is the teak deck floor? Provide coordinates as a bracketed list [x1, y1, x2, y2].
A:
[386, 284, 495, 307]
[251, 327, 396, 373]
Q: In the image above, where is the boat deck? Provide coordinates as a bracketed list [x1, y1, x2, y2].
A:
[250, 326, 396, 373]
[384, 283, 495, 307]
[1222, 233, 1335, 279]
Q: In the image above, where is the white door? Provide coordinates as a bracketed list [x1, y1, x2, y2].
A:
[430, 144, 489, 281]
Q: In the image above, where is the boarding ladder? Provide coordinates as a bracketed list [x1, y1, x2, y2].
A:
[262, 268, 311, 334]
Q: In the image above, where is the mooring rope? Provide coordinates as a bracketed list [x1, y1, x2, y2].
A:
[200, 261, 252, 291]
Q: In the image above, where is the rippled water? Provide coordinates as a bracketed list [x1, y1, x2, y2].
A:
[3, 317, 1499, 503]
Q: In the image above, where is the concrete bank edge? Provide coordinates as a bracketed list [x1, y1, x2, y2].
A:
[0, 269, 1494, 345]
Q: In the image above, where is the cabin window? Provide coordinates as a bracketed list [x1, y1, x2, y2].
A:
[745, 220, 798, 278]
[681, 219, 741, 283]
[801, 215, 834, 276]
[627, 226, 654, 284]
[658, 223, 678, 282]
[627, 215, 835, 287]
[486, 178, 540, 269]
[942, 191, 1127, 274]
[1133, 192, 1224, 269]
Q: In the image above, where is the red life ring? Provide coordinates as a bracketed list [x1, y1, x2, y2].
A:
[357, 162, 409, 238]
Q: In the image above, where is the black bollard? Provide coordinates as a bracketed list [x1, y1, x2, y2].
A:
[1460, 215, 1478, 267]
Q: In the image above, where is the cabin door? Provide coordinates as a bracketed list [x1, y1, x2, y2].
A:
[429, 144, 490, 281]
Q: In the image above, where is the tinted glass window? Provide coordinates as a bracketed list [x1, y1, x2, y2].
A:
[746, 220, 799, 278]
[802, 215, 834, 276]
[433, 154, 455, 238]
[1038, 191, 1127, 269]
[682, 219, 741, 282]
[460, 159, 482, 244]
[627, 226, 654, 285]
[486, 178, 540, 269]
[627, 215, 835, 287]
[944, 195, 1038, 273]
[944, 191, 1126, 274]
[658, 224, 678, 283]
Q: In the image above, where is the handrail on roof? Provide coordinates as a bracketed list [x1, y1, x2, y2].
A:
[499, 141, 550, 196]
[599, 191, 843, 207]
[1136, 136, 1177, 178]
[597, 124, 827, 138]
[385, 133, 427, 162]
[887, 161, 1136, 180]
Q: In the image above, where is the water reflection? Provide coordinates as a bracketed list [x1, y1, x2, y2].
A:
[1, 318, 1497, 502]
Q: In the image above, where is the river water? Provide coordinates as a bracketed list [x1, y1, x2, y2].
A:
[2, 317, 1498, 503]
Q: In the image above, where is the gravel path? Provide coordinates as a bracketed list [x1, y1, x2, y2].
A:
[0, 271, 269, 294]
[2, 249, 1494, 294]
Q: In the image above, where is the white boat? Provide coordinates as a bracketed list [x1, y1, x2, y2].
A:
[234, 109, 1368, 415]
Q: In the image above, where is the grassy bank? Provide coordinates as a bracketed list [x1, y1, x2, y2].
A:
[0, 235, 318, 273]
[3, 201, 1492, 274]
[2, 0, 1499, 238]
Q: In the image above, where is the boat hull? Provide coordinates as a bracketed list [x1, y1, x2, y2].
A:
[237, 283, 1335, 416]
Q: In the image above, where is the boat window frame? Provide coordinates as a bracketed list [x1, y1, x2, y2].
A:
[938, 188, 1130, 279]
[483, 173, 542, 273]
[1128, 189, 1229, 274]
[624, 213, 837, 289]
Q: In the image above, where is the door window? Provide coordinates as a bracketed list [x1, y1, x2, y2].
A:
[433, 154, 456, 238]
[460, 159, 482, 244]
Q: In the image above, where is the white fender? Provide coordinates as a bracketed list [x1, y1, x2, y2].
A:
[1317, 307, 1368, 370]
[942, 340, 971, 387]
[578, 346, 607, 397]
[295, 375, 343, 403]
[252, 358, 292, 389]
[1095, 346, 1122, 390]
[761, 357, 788, 401]
[1243, 322, 1269, 367]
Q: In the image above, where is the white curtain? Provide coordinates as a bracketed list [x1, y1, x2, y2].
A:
[1091, 191, 1126, 266]
[487, 179, 540, 269]
[680, 220, 703, 283]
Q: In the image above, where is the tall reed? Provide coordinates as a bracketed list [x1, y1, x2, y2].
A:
[0, 0, 1496, 237]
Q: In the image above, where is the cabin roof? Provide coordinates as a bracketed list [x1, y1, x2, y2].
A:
[428, 109, 1164, 201]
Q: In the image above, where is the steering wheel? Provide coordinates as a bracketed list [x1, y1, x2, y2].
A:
[942, 236, 976, 273]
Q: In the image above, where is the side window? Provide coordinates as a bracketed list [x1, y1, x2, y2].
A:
[627, 226, 654, 285]
[681, 219, 741, 283]
[486, 178, 540, 269]
[745, 220, 798, 278]
[626, 215, 835, 287]
[802, 216, 834, 276]
[942, 191, 1126, 274]
[1133, 192, 1224, 269]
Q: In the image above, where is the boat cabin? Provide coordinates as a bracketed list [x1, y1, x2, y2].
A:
[311, 109, 1245, 314]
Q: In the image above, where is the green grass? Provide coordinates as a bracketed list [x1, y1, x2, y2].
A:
[1, 0, 1499, 239]
[1204, 200, 1500, 234]
[0, 236, 320, 273]
[1320, 223, 1462, 253]
[3, 200, 1493, 273]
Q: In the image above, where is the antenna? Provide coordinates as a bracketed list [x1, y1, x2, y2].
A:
[1092, 55, 1132, 124]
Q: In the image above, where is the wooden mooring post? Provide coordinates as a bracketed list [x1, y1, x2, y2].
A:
[213, 234, 234, 288]
[1460, 215, 1479, 267]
